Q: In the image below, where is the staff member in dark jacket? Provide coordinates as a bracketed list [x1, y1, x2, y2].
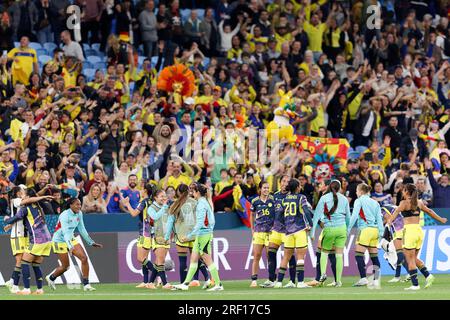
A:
[425, 159, 450, 208]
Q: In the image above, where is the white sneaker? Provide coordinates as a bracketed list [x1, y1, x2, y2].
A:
[46, 275, 56, 290]
[388, 277, 400, 283]
[404, 285, 420, 291]
[5, 279, 13, 291]
[16, 288, 31, 295]
[206, 284, 224, 291]
[283, 281, 296, 288]
[10, 285, 20, 294]
[326, 281, 337, 287]
[425, 274, 435, 289]
[83, 284, 96, 291]
[260, 280, 275, 288]
[296, 282, 310, 288]
[353, 278, 369, 287]
[172, 283, 189, 291]
[250, 280, 257, 288]
[202, 279, 212, 290]
[334, 281, 343, 288]
[274, 281, 282, 288]
[368, 280, 381, 290]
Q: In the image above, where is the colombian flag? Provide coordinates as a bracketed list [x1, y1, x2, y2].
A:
[232, 185, 252, 228]
[296, 135, 350, 160]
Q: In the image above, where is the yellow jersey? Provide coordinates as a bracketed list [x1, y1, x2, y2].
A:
[7, 46, 37, 85]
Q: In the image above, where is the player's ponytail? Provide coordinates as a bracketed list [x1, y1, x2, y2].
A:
[327, 180, 341, 214]
[404, 183, 418, 210]
[169, 184, 189, 219]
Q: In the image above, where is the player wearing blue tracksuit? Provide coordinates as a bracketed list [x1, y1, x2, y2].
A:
[347, 183, 384, 288]
[46, 198, 102, 291]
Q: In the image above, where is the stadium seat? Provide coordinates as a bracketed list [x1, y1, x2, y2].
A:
[87, 56, 102, 65]
[82, 61, 94, 69]
[93, 62, 107, 71]
[180, 9, 190, 24]
[82, 43, 91, 51]
[29, 42, 42, 50]
[38, 55, 52, 65]
[84, 49, 97, 57]
[91, 43, 101, 52]
[151, 56, 160, 70]
[36, 48, 48, 56]
[355, 146, 368, 155]
[43, 42, 57, 54]
[83, 68, 96, 81]
[197, 9, 205, 20]
[138, 55, 146, 67]
[137, 44, 144, 56]
[14, 41, 19, 48]
[203, 57, 210, 67]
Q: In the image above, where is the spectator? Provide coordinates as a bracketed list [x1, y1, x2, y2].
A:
[120, 174, 140, 211]
[8, 0, 38, 42]
[425, 158, 450, 208]
[82, 182, 107, 213]
[61, 30, 85, 62]
[7, 36, 38, 86]
[75, 0, 103, 44]
[139, 0, 157, 58]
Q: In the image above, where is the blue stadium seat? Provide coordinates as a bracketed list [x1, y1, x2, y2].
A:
[82, 43, 91, 51]
[203, 57, 210, 67]
[83, 68, 96, 81]
[14, 41, 19, 48]
[87, 55, 102, 65]
[151, 56, 160, 69]
[93, 62, 107, 71]
[180, 9, 190, 24]
[91, 43, 101, 52]
[355, 146, 368, 155]
[43, 42, 57, 54]
[36, 48, 48, 56]
[197, 9, 205, 20]
[82, 61, 94, 69]
[84, 49, 97, 57]
[29, 42, 42, 50]
[137, 44, 144, 55]
[38, 55, 52, 65]
[138, 55, 146, 67]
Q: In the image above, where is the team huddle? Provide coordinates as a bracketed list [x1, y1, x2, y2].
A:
[3, 176, 447, 294]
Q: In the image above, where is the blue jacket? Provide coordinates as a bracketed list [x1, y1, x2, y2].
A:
[187, 197, 215, 238]
[347, 194, 384, 236]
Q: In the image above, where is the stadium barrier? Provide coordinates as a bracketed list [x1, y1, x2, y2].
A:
[1, 226, 450, 285]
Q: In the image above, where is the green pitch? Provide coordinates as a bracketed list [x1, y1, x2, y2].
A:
[2, 275, 450, 300]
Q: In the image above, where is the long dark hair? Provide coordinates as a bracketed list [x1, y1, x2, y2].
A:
[169, 184, 189, 218]
[327, 180, 341, 215]
[403, 183, 418, 210]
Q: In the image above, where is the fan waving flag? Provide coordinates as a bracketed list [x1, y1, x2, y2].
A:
[232, 185, 252, 228]
[296, 135, 350, 160]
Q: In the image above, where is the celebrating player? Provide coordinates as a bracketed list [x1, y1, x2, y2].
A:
[173, 183, 223, 291]
[165, 184, 212, 288]
[46, 198, 103, 292]
[3, 189, 53, 295]
[311, 180, 351, 287]
[249, 181, 275, 287]
[120, 183, 156, 289]
[261, 175, 297, 288]
[274, 179, 313, 288]
[4, 186, 54, 293]
[347, 183, 384, 289]
[387, 183, 447, 290]
[148, 189, 172, 289]
[381, 204, 408, 282]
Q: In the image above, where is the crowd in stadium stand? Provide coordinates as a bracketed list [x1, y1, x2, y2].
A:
[0, 0, 449, 217]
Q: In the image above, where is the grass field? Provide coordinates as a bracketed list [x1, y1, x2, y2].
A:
[1, 275, 450, 300]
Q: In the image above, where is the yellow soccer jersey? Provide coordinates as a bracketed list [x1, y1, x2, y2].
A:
[8, 47, 37, 85]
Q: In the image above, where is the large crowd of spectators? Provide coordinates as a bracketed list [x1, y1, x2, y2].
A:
[0, 0, 449, 217]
